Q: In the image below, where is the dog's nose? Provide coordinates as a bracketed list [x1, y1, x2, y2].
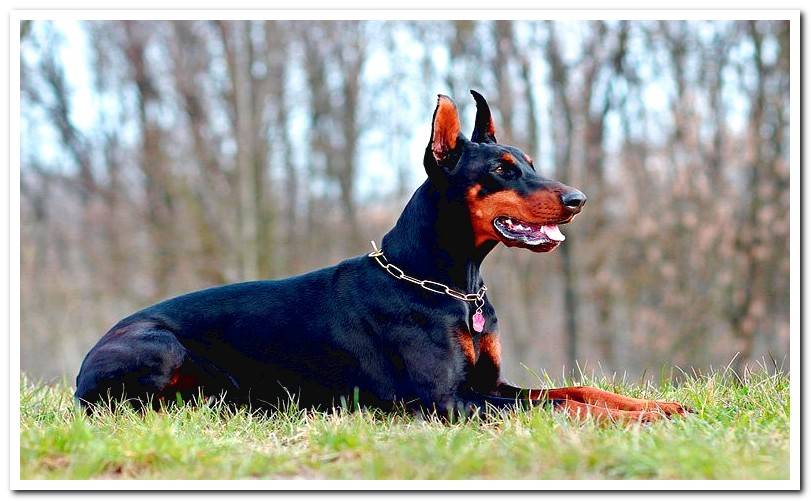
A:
[561, 189, 587, 213]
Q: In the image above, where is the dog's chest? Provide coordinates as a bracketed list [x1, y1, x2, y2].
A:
[452, 325, 500, 368]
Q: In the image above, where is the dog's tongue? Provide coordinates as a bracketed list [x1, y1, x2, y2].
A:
[542, 225, 565, 242]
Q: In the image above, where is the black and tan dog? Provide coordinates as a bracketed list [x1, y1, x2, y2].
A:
[75, 91, 689, 422]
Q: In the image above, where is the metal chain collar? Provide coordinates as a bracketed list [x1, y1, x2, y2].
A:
[367, 240, 487, 309]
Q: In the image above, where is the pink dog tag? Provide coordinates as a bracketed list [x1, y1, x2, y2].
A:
[472, 311, 485, 333]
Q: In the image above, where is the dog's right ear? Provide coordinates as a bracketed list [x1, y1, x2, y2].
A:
[425, 95, 464, 173]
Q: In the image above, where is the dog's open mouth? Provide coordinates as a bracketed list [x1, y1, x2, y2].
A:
[492, 216, 566, 251]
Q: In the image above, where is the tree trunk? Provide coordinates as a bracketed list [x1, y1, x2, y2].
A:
[545, 23, 579, 373]
[265, 21, 298, 272]
[729, 21, 767, 376]
[122, 21, 176, 297]
[170, 21, 228, 284]
[218, 20, 259, 280]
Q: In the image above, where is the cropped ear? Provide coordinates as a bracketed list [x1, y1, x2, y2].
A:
[470, 90, 497, 144]
[428, 94, 463, 165]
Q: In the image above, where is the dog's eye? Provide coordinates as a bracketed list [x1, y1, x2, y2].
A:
[492, 164, 518, 179]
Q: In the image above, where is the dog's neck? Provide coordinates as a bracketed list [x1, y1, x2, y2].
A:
[380, 180, 497, 295]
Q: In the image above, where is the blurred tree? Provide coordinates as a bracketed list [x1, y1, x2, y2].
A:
[19, 19, 791, 382]
[544, 21, 580, 372]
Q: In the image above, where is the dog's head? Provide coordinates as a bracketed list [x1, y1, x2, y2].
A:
[424, 91, 586, 253]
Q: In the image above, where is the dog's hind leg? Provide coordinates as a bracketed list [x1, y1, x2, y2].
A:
[74, 324, 188, 412]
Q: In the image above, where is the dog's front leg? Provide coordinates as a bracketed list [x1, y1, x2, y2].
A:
[493, 382, 691, 417]
[463, 389, 676, 424]
[468, 332, 690, 419]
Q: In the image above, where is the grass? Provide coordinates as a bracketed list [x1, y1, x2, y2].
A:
[19, 367, 790, 480]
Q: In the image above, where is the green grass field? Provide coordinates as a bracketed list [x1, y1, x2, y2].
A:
[19, 368, 790, 480]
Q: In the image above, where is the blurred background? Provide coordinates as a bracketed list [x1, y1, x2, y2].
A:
[20, 20, 790, 386]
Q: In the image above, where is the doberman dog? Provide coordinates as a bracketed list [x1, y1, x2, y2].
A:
[75, 91, 689, 423]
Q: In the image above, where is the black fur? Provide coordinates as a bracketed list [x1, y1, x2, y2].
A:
[75, 91, 585, 416]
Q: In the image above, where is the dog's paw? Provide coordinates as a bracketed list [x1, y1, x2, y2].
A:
[625, 410, 667, 424]
[651, 401, 694, 417]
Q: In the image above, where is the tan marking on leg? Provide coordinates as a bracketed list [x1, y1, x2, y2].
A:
[455, 330, 476, 365]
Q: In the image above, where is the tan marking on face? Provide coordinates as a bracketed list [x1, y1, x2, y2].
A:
[523, 153, 533, 164]
[465, 184, 568, 247]
[501, 152, 516, 164]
